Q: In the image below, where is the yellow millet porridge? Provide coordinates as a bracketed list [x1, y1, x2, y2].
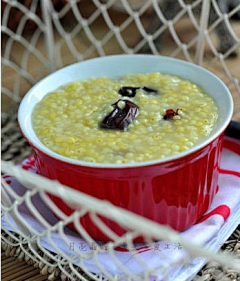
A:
[32, 73, 219, 164]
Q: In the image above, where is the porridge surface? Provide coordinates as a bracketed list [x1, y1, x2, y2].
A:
[32, 73, 219, 164]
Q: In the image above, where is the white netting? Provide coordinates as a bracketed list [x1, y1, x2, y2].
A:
[1, 160, 240, 281]
[1, 0, 240, 280]
[1, 0, 240, 117]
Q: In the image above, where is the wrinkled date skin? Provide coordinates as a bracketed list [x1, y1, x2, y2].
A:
[101, 86, 180, 132]
[163, 109, 180, 120]
[118, 86, 158, 97]
[101, 99, 139, 131]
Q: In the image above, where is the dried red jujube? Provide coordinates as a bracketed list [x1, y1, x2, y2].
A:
[100, 99, 139, 131]
[163, 109, 180, 120]
[118, 86, 158, 97]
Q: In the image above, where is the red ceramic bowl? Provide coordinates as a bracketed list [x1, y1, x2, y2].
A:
[18, 55, 233, 241]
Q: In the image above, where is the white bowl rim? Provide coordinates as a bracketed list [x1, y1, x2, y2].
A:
[18, 54, 233, 168]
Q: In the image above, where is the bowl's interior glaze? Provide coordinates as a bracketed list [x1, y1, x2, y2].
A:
[18, 55, 233, 168]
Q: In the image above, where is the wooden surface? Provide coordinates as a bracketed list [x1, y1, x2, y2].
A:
[1, 254, 50, 281]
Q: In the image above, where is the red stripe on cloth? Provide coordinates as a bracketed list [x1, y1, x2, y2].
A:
[115, 245, 152, 253]
[197, 205, 230, 224]
[2, 175, 11, 179]
[219, 168, 240, 177]
[138, 249, 152, 254]
[223, 139, 240, 155]
[114, 247, 129, 252]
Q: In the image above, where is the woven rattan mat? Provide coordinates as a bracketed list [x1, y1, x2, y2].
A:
[1, 113, 240, 281]
[1, 254, 50, 281]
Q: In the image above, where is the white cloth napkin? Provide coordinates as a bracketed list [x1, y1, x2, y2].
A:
[2, 136, 240, 281]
